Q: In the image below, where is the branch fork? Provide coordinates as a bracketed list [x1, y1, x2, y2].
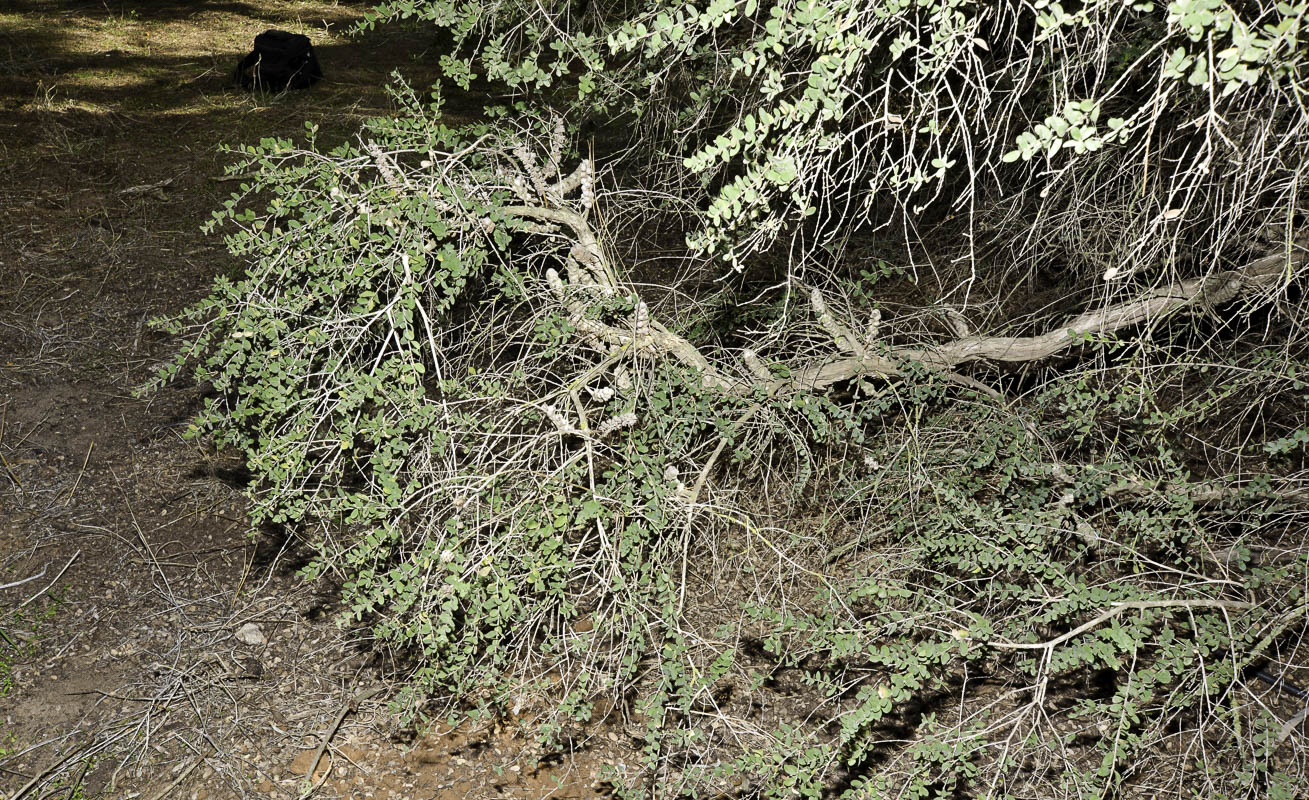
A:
[498, 138, 1306, 406]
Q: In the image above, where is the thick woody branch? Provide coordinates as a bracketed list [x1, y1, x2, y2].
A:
[781, 241, 1306, 393]
[509, 203, 729, 384]
[555, 159, 592, 198]
[810, 287, 868, 358]
[542, 267, 724, 380]
[504, 204, 611, 286]
[506, 150, 1305, 404]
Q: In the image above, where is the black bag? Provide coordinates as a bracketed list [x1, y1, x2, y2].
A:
[234, 30, 322, 91]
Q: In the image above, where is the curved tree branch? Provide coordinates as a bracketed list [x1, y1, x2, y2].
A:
[500, 147, 1305, 400]
[780, 240, 1306, 393]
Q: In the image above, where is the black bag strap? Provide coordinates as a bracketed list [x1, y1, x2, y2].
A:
[234, 50, 260, 87]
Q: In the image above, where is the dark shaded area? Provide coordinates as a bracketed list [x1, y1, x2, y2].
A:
[0, 25, 438, 114]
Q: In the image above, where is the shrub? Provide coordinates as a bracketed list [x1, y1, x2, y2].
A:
[147, 1, 1309, 796]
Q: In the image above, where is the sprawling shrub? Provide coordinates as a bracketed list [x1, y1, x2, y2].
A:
[148, 1, 1309, 797]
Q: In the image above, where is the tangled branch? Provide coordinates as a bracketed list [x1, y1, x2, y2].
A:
[497, 144, 1307, 400]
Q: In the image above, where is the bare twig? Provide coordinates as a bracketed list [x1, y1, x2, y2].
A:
[0, 563, 46, 591]
[0, 451, 24, 497]
[15, 550, 79, 610]
[145, 753, 208, 800]
[59, 441, 93, 506]
[987, 598, 1253, 651]
[678, 405, 762, 613]
[6, 744, 88, 800]
[299, 686, 385, 797]
[111, 468, 172, 596]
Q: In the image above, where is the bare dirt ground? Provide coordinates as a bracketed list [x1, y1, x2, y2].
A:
[0, 3, 630, 797]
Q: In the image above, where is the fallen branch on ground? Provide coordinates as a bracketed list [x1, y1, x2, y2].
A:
[299, 686, 385, 799]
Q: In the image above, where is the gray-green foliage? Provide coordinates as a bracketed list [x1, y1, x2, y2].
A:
[149, 91, 773, 742]
[367, 0, 1308, 277]
[145, 0, 1309, 797]
[150, 102, 1309, 791]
